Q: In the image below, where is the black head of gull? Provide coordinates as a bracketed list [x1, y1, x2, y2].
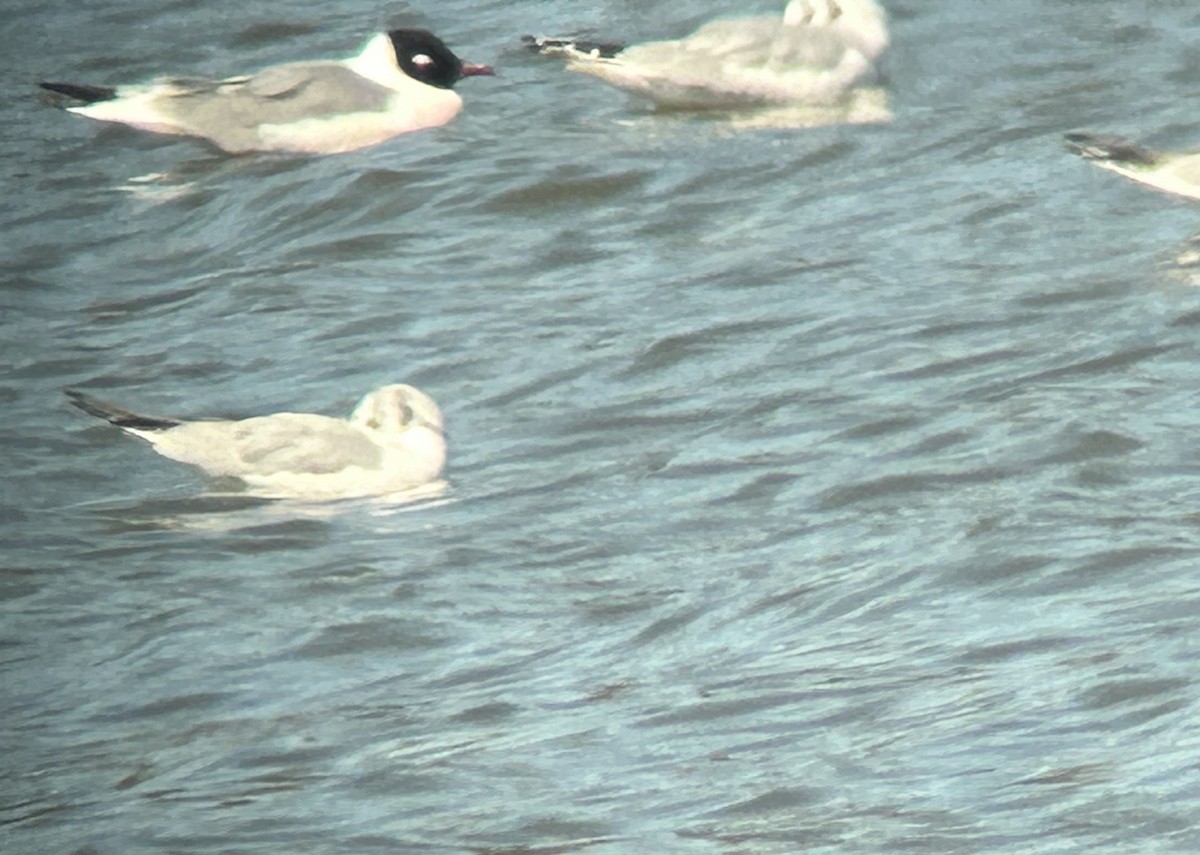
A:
[388, 28, 494, 89]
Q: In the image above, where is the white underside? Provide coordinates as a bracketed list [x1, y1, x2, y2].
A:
[72, 91, 462, 155]
[1092, 160, 1200, 203]
[235, 465, 446, 500]
[566, 49, 875, 109]
[143, 432, 447, 500]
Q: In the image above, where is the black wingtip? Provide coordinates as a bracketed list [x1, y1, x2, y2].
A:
[1064, 132, 1158, 166]
[39, 81, 118, 104]
[521, 34, 625, 59]
[65, 388, 181, 431]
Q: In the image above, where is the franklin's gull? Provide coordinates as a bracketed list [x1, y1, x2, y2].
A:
[40, 29, 494, 154]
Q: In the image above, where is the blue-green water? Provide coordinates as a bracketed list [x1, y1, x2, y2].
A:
[6, 1, 1200, 852]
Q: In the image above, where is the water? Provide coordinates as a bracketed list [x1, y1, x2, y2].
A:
[5, 1, 1200, 852]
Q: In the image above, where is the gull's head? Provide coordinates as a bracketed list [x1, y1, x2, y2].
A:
[351, 384, 444, 436]
[783, 0, 888, 57]
[386, 28, 494, 89]
[784, 0, 843, 27]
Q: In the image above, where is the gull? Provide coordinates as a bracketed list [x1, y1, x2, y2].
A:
[39, 28, 494, 154]
[523, 0, 888, 110]
[1065, 132, 1200, 202]
[66, 384, 446, 500]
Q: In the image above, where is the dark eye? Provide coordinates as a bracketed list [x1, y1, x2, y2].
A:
[830, 1, 843, 20]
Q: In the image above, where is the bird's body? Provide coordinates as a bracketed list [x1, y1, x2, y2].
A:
[40, 29, 493, 154]
[526, 0, 888, 110]
[67, 385, 446, 500]
[1066, 132, 1200, 202]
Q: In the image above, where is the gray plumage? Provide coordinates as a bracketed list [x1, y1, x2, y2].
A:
[125, 64, 395, 153]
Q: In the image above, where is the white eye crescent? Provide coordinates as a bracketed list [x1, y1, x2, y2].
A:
[412, 53, 433, 67]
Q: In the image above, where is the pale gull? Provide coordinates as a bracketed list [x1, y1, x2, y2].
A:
[524, 0, 888, 111]
[66, 384, 446, 500]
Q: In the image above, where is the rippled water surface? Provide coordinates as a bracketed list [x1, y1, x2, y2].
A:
[7, 1, 1200, 852]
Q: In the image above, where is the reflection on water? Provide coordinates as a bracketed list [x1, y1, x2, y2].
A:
[71, 482, 453, 535]
[1168, 232, 1200, 288]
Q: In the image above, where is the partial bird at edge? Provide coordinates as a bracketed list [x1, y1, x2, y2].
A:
[1066, 131, 1200, 202]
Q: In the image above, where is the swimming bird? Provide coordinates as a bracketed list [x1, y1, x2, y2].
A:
[66, 384, 446, 500]
[523, 0, 888, 110]
[1065, 132, 1200, 202]
[39, 29, 494, 154]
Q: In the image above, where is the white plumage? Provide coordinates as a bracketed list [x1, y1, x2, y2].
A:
[67, 384, 447, 500]
[527, 0, 888, 111]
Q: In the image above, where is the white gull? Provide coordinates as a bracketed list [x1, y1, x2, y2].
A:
[525, 0, 888, 111]
[66, 384, 446, 500]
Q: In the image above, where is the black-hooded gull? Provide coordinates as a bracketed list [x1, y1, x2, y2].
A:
[40, 29, 494, 154]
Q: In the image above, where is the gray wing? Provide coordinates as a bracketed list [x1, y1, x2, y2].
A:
[602, 17, 872, 107]
[152, 62, 393, 150]
[228, 414, 383, 475]
[159, 414, 383, 476]
[633, 18, 855, 72]
[677, 18, 790, 59]
[226, 62, 392, 114]
[148, 75, 225, 95]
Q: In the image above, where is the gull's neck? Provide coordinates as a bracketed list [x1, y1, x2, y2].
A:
[345, 33, 408, 90]
[784, 0, 846, 27]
